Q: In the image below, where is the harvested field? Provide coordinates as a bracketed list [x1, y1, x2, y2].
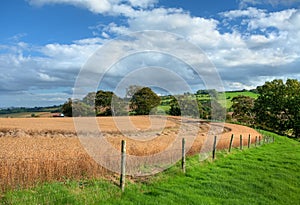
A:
[0, 116, 261, 191]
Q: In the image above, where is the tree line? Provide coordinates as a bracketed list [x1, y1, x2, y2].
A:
[231, 79, 300, 138]
[62, 78, 300, 138]
[62, 86, 162, 117]
[62, 85, 225, 120]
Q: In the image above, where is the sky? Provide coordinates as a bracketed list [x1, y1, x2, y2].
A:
[1, 0, 300, 107]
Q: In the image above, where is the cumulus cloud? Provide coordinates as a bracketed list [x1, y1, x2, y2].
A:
[27, 0, 158, 16]
[2, 1, 300, 106]
[239, 0, 300, 8]
[0, 38, 103, 106]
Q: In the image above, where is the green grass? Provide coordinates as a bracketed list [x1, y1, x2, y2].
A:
[2, 132, 300, 204]
[159, 91, 258, 111]
[224, 91, 258, 99]
[0, 112, 52, 118]
[219, 91, 258, 109]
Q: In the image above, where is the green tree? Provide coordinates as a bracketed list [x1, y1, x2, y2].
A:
[254, 79, 300, 138]
[62, 98, 94, 117]
[169, 95, 201, 118]
[95, 90, 114, 116]
[72, 101, 95, 116]
[62, 98, 73, 117]
[231, 95, 255, 125]
[169, 96, 181, 116]
[126, 85, 143, 98]
[111, 95, 128, 116]
[130, 87, 160, 115]
[82, 92, 96, 106]
[201, 99, 226, 121]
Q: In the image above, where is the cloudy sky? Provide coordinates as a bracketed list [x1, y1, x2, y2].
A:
[1, 0, 300, 107]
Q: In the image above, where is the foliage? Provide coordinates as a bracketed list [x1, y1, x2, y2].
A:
[126, 85, 143, 98]
[82, 92, 96, 106]
[111, 96, 128, 116]
[95, 90, 113, 116]
[130, 87, 161, 115]
[62, 98, 94, 117]
[169, 95, 201, 117]
[168, 94, 225, 120]
[169, 96, 181, 116]
[201, 99, 226, 120]
[231, 95, 255, 125]
[254, 79, 300, 138]
[61, 98, 73, 117]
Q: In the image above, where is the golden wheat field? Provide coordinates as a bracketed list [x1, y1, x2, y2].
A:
[0, 116, 260, 191]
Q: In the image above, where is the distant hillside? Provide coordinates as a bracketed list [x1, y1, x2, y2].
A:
[0, 105, 62, 118]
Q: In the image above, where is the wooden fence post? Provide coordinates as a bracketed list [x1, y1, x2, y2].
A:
[259, 136, 261, 145]
[228, 134, 234, 153]
[248, 134, 251, 148]
[182, 138, 186, 173]
[255, 136, 258, 147]
[212, 136, 217, 160]
[120, 140, 126, 192]
[240, 135, 243, 150]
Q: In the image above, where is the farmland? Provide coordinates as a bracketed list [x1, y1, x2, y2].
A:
[2, 131, 300, 204]
[158, 90, 258, 112]
[0, 116, 260, 192]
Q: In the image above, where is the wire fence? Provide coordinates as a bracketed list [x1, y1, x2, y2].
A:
[0, 133, 275, 203]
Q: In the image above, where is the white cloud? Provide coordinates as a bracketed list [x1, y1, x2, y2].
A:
[103, 8, 246, 50]
[221, 7, 266, 19]
[27, 0, 158, 16]
[28, 0, 112, 13]
[247, 8, 297, 30]
[2, 2, 300, 107]
[128, 0, 157, 8]
[239, 0, 300, 8]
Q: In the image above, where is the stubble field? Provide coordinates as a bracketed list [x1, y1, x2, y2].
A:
[0, 116, 260, 191]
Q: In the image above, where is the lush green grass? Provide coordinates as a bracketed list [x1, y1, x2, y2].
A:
[2, 132, 299, 204]
[159, 91, 258, 111]
[224, 91, 258, 99]
[220, 91, 259, 109]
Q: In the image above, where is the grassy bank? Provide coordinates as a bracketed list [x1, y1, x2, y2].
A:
[1, 131, 299, 204]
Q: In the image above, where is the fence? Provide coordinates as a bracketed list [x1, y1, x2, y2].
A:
[0, 133, 275, 196]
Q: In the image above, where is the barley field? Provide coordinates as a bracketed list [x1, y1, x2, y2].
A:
[0, 116, 260, 191]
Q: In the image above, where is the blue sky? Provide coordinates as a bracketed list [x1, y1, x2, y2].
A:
[1, 0, 300, 107]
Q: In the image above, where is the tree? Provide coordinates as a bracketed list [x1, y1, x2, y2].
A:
[82, 92, 96, 106]
[231, 95, 255, 125]
[169, 96, 181, 116]
[62, 98, 73, 117]
[201, 99, 226, 121]
[130, 87, 160, 115]
[126, 85, 143, 98]
[169, 95, 201, 118]
[254, 79, 300, 138]
[111, 95, 128, 116]
[95, 90, 114, 116]
[62, 98, 94, 117]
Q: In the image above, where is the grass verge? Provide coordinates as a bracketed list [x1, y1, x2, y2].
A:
[1, 131, 299, 205]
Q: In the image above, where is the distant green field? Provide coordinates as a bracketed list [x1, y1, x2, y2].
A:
[224, 91, 258, 99]
[2, 131, 300, 204]
[220, 91, 259, 109]
[0, 112, 53, 118]
[159, 91, 258, 112]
